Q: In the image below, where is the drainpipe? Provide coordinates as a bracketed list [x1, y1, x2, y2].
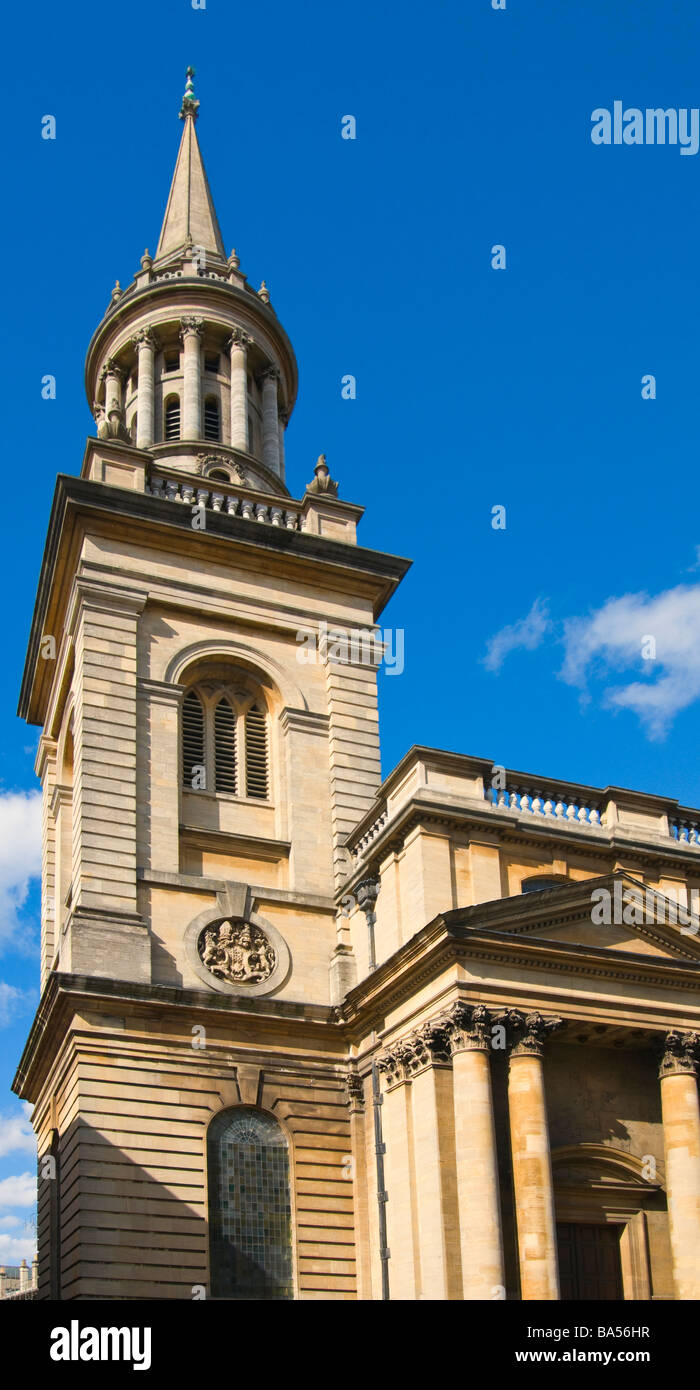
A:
[356, 876, 390, 1298]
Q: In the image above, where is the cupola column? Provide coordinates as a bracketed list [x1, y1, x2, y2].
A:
[278, 408, 288, 483]
[260, 366, 281, 475]
[133, 328, 158, 448]
[228, 329, 250, 451]
[101, 359, 125, 436]
[180, 316, 204, 439]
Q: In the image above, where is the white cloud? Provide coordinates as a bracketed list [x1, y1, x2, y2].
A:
[560, 585, 700, 739]
[0, 1219, 37, 1265]
[483, 581, 700, 740]
[482, 597, 551, 673]
[0, 1171, 36, 1208]
[0, 789, 42, 953]
[0, 1105, 36, 1159]
[0, 982, 37, 1028]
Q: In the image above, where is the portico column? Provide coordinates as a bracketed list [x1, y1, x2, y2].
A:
[659, 1029, 700, 1300]
[444, 1003, 506, 1299]
[133, 328, 157, 448]
[228, 328, 250, 451]
[180, 316, 203, 439]
[503, 1010, 561, 1300]
[260, 366, 281, 474]
[402, 1022, 462, 1299]
[377, 1045, 420, 1299]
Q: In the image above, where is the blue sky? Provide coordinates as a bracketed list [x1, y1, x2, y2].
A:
[2, 0, 700, 1256]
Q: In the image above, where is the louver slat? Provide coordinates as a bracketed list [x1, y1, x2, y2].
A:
[182, 690, 205, 789]
[214, 699, 238, 793]
[245, 703, 268, 799]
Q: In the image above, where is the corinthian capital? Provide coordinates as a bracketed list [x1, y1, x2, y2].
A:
[180, 315, 204, 339]
[495, 1009, 562, 1059]
[443, 1002, 493, 1055]
[258, 364, 280, 387]
[228, 327, 252, 352]
[99, 357, 124, 383]
[131, 326, 159, 350]
[659, 1029, 700, 1078]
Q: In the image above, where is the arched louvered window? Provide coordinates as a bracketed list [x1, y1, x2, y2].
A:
[204, 396, 220, 441]
[182, 681, 270, 801]
[165, 395, 181, 441]
[214, 699, 237, 793]
[207, 1108, 293, 1300]
[245, 702, 268, 799]
[182, 690, 205, 789]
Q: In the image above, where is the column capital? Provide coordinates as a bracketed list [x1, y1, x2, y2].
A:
[496, 1008, 563, 1059]
[180, 315, 204, 340]
[131, 326, 159, 350]
[345, 1072, 365, 1111]
[100, 357, 124, 383]
[228, 327, 252, 352]
[659, 1028, 700, 1078]
[442, 1001, 493, 1055]
[258, 364, 280, 387]
[376, 1045, 405, 1089]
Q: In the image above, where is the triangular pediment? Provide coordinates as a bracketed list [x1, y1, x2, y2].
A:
[485, 875, 700, 963]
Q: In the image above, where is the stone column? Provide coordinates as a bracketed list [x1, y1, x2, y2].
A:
[19, 1259, 29, 1292]
[260, 366, 281, 475]
[503, 1010, 561, 1300]
[180, 316, 203, 439]
[444, 1003, 506, 1299]
[345, 1074, 373, 1301]
[377, 1046, 420, 1299]
[133, 327, 157, 448]
[402, 1022, 462, 1299]
[101, 358, 125, 439]
[228, 329, 250, 451]
[278, 407, 288, 483]
[659, 1029, 700, 1300]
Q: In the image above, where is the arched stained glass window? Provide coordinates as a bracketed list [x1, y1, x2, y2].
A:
[208, 1107, 293, 1300]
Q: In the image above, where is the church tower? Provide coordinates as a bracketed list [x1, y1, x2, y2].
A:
[14, 71, 409, 1301]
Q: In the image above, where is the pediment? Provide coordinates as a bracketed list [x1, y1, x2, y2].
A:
[499, 882, 700, 962]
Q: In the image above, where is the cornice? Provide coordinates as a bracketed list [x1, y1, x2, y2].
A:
[18, 474, 411, 725]
[12, 971, 342, 1103]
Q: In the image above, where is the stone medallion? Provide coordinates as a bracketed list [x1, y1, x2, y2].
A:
[198, 918, 275, 986]
[184, 898, 291, 997]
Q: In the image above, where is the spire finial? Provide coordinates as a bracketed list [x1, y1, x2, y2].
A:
[179, 65, 200, 122]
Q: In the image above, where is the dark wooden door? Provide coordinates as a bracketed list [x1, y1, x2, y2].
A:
[557, 1222, 624, 1300]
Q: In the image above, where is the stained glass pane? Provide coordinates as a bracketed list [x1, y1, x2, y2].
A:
[208, 1107, 293, 1300]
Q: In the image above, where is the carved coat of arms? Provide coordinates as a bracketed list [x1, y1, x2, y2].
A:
[198, 919, 275, 985]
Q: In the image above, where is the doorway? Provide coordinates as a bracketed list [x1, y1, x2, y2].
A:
[557, 1221, 624, 1300]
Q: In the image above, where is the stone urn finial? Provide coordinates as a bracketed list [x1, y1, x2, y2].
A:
[258, 280, 270, 304]
[306, 453, 339, 497]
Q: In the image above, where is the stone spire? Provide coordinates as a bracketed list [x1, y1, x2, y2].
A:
[155, 67, 226, 266]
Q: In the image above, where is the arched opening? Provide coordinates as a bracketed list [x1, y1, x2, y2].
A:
[164, 394, 181, 441]
[208, 468, 230, 483]
[521, 875, 569, 894]
[207, 1107, 293, 1300]
[204, 395, 220, 441]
